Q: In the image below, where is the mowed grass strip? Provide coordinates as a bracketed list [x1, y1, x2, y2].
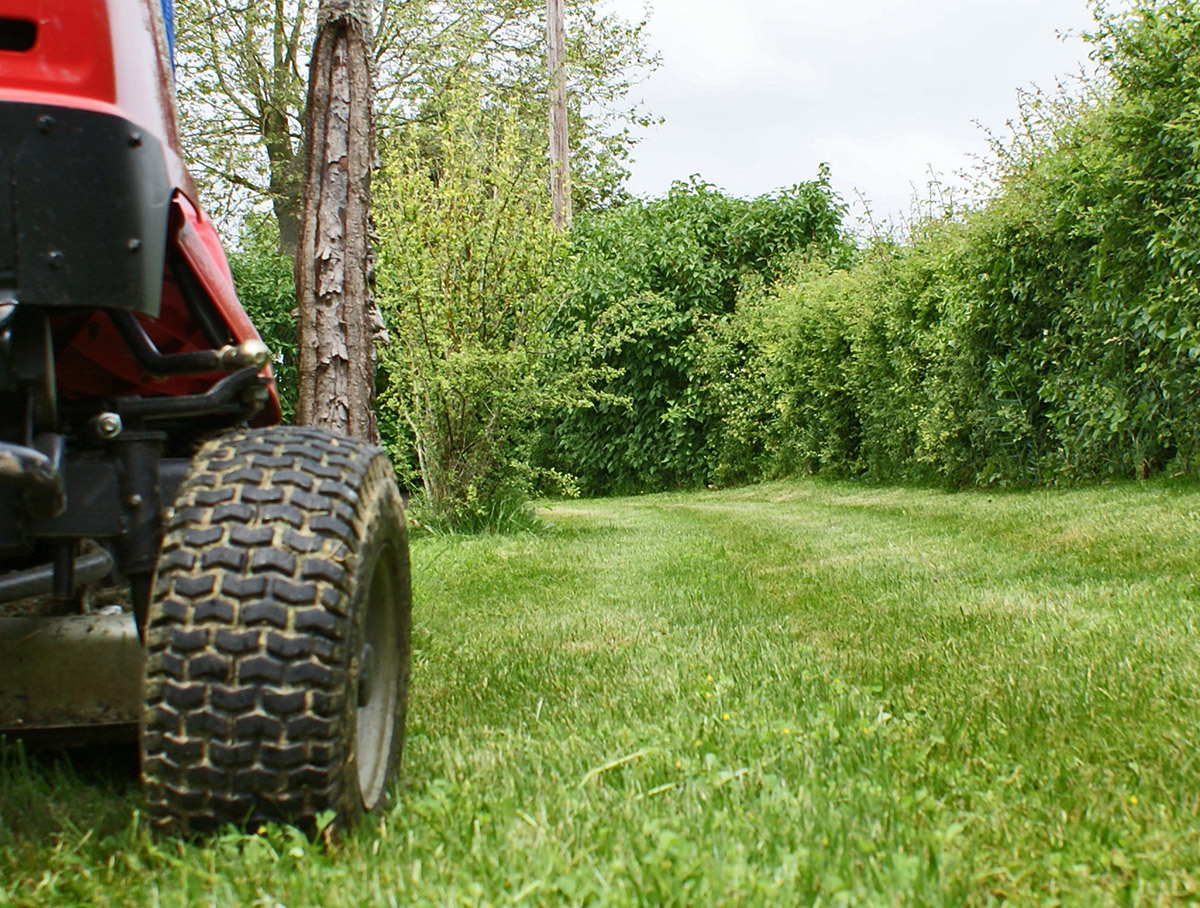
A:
[3, 479, 1200, 905]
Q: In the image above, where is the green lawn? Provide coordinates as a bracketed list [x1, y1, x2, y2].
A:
[4, 479, 1200, 905]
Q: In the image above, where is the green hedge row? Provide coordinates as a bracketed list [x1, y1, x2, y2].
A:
[747, 1, 1200, 486]
[545, 0, 1200, 492]
[234, 1, 1200, 507]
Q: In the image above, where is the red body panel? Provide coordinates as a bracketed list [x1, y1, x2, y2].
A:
[0, 0, 281, 424]
[53, 196, 282, 425]
[0, 1, 116, 103]
[0, 0, 188, 192]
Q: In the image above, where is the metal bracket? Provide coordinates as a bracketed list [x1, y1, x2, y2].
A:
[109, 310, 270, 378]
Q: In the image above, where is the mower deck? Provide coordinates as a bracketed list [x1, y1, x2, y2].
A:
[0, 610, 141, 736]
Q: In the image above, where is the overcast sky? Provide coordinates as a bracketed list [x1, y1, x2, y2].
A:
[603, 0, 1100, 228]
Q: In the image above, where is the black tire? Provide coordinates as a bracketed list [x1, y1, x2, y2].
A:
[140, 426, 411, 834]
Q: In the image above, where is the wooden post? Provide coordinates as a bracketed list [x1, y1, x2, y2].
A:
[295, 0, 386, 440]
[547, 0, 571, 229]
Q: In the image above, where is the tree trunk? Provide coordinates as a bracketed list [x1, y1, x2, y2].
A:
[295, 0, 384, 440]
[264, 106, 302, 255]
[546, 0, 571, 229]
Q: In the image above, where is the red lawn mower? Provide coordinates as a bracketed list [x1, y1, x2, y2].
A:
[0, 0, 411, 834]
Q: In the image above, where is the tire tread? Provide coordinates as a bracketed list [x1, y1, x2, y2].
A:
[141, 426, 410, 834]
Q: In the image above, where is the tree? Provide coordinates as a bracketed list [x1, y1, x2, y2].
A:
[174, 0, 657, 246]
[175, 0, 311, 251]
[294, 0, 382, 438]
[546, 0, 571, 228]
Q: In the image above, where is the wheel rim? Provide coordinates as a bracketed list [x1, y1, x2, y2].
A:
[355, 541, 399, 809]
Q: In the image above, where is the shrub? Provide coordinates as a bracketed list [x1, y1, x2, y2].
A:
[374, 89, 596, 530]
[228, 217, 299, 422]
[546, 174, 851, 494]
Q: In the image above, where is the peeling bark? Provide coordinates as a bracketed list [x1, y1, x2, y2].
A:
[295, 0, 383, 440]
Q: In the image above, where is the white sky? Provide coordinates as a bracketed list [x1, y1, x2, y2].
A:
[603, 0, 1100, 228]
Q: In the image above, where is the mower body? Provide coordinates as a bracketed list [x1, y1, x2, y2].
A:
[0, 0, 280, 739]
[0, 2, 412, 835]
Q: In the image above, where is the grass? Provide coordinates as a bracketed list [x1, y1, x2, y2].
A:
[4, 478, 1200, 905]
